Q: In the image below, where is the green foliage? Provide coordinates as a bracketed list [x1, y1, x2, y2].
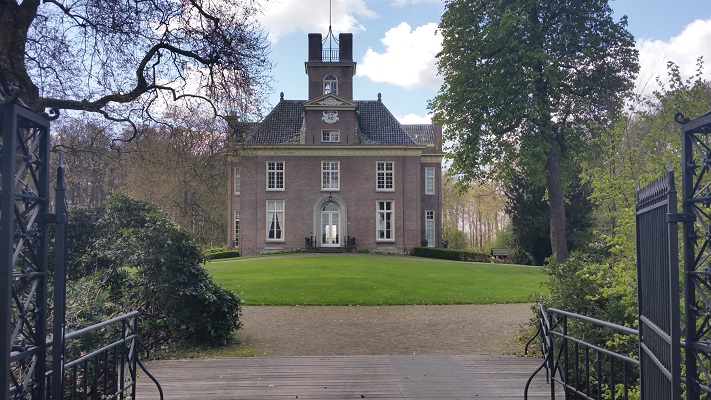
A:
[412, 247, 492, 263]
[207, 255, 545, 305]
[432, 0, 638, 182]
[442, 225, 468, 250]
[66, 194, 241, 346]
[505, 173, 594, 265]
[562, 60, 711, 330]
[537, 252, 633, 326]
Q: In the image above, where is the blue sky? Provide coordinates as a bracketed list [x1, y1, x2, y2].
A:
[258, 0, 711, 122]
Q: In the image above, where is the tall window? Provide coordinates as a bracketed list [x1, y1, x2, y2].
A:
[377, 201, 394, 241]
[425, 210, 435, 247]
[233, 167, 241, 194]
[267, 161, 284, 190]
[377, 162, 394, 191]
[322, 129, 339, 142]
[324, 74, 338, 95]
[266, 200, 284, 240]
[425, 167, 435, 195]
[234, 210, 240, 247]
[322, 161, 340, 190]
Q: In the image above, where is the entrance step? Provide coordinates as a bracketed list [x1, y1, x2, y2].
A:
[316, 247, 344, 253]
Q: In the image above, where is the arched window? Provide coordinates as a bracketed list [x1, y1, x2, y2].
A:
[324, 74, 338, 95]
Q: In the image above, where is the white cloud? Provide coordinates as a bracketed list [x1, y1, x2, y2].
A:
[260, 0, 376, 43]
[635, 18, 711, 97]
[357, 22, 442, 89]
[396, 113, 432, 124]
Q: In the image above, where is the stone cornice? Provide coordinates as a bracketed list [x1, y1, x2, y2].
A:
[228, 145, 446, 159]
[421, 154, 444, 163]
[304, 61, 357, 75]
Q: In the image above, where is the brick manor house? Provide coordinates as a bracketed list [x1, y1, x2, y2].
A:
[227, 32, 444, 256]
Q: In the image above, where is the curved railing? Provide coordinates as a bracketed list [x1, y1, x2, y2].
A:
[525, 305, 640, 399]
[43, 311, 164, 400]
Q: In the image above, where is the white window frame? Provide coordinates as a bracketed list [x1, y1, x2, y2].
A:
[321, 129, 340, 143]
[376, 161, 394, 191]
[233, 167, 241, 194]
[266, 161, 285, 191]
[425, 167, 435, 195]
[425, 210, 435, 247]
[376, 200, 394, 241]
[266, 200, 285, 241]
[234, 210, 240, 247]
[321, 161, 340, 190]
[324, 74, 338, 95]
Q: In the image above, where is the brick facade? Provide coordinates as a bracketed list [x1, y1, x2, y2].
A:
[227, 32, 443, 255]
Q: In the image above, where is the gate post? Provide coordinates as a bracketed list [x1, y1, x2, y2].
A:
[1, 86, 56, 399]
[51, 157, 68, 397]
[678, 110, 711, 400]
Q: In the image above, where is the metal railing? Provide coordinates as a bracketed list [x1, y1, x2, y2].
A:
[322, 49, 339, 62]
[525, 305, 640, 399]
[304, 235, 356, 251]
[43, 311, 164, 400]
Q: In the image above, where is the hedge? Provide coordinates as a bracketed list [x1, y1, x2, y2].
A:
[207, 250, 241, 260]
[411, 247, 492, 263]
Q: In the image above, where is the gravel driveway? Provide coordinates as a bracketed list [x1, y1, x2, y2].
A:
[235, 303, 534, 356]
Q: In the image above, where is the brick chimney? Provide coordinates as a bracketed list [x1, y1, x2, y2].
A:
[308, 33, 323, 62]
[339, 33, 353, 62]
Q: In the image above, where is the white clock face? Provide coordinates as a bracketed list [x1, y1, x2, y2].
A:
[322, 110, 339, 124]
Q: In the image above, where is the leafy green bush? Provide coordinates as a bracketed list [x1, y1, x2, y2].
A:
[67, 194, 241, 346]
[442, 226, 468, 250]
[411, 247, 492, 263]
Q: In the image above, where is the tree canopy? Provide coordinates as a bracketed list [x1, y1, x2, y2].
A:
[0, 0, 270, 127]
[430, 0, 639, 261]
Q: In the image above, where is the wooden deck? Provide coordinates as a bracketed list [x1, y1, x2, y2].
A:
[137, 355, 557, 399]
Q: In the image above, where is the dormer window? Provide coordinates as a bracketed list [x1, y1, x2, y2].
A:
[324, 74, 338, 95]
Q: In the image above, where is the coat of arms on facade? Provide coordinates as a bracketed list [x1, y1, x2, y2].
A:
[322, 110, 339, 124]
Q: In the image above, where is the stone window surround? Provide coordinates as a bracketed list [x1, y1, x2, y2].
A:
[266, 161, 285, 191]
[266, 200, 285, 241]
[376, 200, 395, 242]
[376, 161, 395, 191]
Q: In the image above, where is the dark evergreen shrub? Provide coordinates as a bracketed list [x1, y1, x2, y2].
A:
[206, 250, 240, 260]
[411, 247, 492, 263]
[67, 194, 241, 346]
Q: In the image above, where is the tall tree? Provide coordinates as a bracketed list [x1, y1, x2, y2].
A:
[52, 119, 124, 206]
[0, 0, 269, 127]
[121, 108, 229, 245]
[442, 174, 507, 251]
[430, 0, 639, 261]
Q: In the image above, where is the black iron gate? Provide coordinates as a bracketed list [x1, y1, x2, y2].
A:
[635, 169, 682, 399]
[2, 80, 163, 398]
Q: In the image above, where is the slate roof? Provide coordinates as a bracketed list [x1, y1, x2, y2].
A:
[245, 100, 304, 144]
[246, 99, 434, 146]
[402, 124, 436, 145]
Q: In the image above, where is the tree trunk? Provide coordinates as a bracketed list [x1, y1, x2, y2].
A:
[0, 1, 41, 108]
[546, 135, 569, 262]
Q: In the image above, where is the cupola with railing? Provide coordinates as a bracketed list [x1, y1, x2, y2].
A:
[305, 29, 356, 100]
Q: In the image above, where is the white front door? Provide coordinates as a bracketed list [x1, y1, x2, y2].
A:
[321, 201, 340, 247]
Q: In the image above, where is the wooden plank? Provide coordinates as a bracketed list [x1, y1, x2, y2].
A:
[136, 355, 558, 399]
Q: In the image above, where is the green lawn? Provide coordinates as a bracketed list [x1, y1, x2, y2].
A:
[205, 254, 546, 305]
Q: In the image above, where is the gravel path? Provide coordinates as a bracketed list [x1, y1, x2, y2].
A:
[235, 304, 534, 356]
